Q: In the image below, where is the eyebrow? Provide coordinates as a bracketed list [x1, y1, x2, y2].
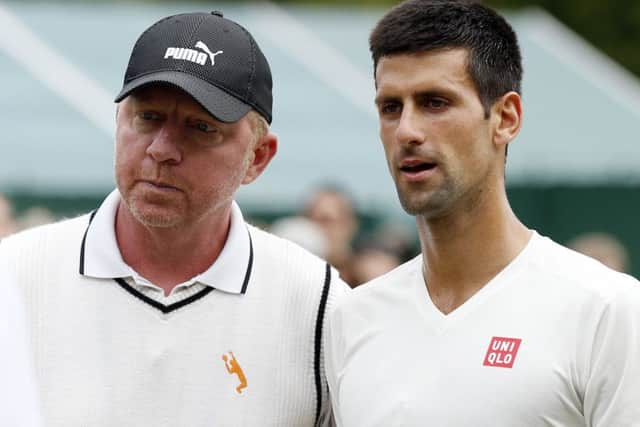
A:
[375, 89, 451, 105]
[128, 91, 220, 122]
[374, 95, 399, 106]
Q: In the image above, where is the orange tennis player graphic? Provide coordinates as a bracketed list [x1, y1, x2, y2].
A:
[222, 351, 247, 395]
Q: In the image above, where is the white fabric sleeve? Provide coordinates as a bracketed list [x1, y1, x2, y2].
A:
[0, 248, 42, 427]
[584, 279, 640, 426]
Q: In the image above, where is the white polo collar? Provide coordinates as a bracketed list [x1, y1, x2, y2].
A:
[79, 189, 253, 295]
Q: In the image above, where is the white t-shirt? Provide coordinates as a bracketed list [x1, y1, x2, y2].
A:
[0, 258, 41, 427]
[326, 232, 640, 426]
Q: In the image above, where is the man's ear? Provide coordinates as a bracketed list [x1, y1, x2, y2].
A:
[492, 91, 522, 149]
[242, 132, 278, 185]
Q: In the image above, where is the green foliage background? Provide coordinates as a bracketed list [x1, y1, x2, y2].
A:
[486, 0, 640, 79]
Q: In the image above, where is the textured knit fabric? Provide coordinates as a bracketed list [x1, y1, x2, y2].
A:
[0, 201, 348, 427]
[326, 232, 640, 427]
[0, 258, 42, 427]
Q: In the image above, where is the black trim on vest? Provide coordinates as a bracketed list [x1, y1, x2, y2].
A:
[82, 213, 252, 312]
[240, 229, 254, 294]
[114, 278, 214, 314]
[79, 209, 98, 275]
[313, 263, 332, 425]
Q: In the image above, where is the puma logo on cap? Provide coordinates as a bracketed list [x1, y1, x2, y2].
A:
[164, 41, 223, 66]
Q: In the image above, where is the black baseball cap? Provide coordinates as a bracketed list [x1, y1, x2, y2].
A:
[114, 11, 272, 124]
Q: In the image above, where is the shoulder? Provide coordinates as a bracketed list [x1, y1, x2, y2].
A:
[356, 254, 423, 292]
[0, 213, 91, 255]
[249, 223, 318, 253]
[527, 233, 639, 301]
[0, 214, 92, 288]
[516, 233, 640, 329]
[248, 222, 328, 270]
[329, 255, 422, 323]
[356, 254, 422, 297]
[247, 223, 350, 297]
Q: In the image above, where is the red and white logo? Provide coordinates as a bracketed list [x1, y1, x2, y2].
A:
[483, 336, 522, 369]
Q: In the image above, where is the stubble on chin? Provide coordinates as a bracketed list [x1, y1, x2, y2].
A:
[131, 205, 181, 228]
[398, 190, 444, 217]
[395, 176, 457, 219]
[124, 188, 184, 229]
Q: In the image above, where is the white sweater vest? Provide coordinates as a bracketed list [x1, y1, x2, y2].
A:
[1, 213, 347, 427]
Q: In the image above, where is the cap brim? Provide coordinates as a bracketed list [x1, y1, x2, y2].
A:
[114, 71, 251, 123]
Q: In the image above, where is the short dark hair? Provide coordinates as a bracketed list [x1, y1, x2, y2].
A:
[370, 0, 522, 115]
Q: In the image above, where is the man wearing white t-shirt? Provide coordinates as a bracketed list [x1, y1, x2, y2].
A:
[324, 1, 640, 426]
[0, 11, 347, 426]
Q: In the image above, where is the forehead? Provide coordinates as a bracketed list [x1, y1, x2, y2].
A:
[126, 85, 210, 115]
[375, 48, 474, 96]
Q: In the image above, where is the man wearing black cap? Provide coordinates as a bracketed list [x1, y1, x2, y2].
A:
[0, 12, 346, 426]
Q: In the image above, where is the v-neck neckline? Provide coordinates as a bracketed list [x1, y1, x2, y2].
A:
[413, 232, 539, 332]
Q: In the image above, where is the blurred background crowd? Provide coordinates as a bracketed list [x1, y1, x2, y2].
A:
[1, 0, 638, 285]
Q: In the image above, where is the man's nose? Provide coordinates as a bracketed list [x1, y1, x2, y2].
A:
[146, 124, 182, 164]
[395, 106, 425, 146]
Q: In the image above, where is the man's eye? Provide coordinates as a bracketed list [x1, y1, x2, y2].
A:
[140, 111, 160, 120]
[193, 121, 218, 133]
[379, 103, 401, 115]
[425, 98, 447, 109]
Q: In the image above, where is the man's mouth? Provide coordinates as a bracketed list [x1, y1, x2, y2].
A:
[142, 180, 180, 191]
[400, 162, 437, 173]
[397, 158, 439, 182]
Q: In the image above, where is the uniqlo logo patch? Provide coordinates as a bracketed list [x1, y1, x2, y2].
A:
[483, 336, 522, 368]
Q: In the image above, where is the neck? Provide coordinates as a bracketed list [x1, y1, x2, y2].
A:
[115, 202, 231, 296]
[417, 184, 531, 314]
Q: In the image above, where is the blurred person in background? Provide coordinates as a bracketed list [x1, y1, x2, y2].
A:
[348, 245, 400, 287]
[304, 185, 359, 281]
[368, 219, 419, 263]
[0, 194, 17, 238]
[567, 231, 629, 273]
[324, 1, 640, 425]
[17, 206, 56, 232]
[0, 11, 347, 427]
[270, 215, 329, 259]
[346, 224, 413, 287]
